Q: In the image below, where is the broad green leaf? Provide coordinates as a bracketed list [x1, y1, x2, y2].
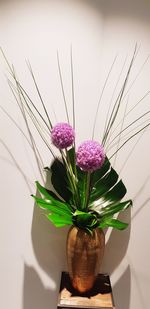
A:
[47, 213, 72, 227]
[91, 157, 111, 184]
[46, 190, 64, 202]
[36, 181, 54, 201]
[32, 196, 52, 210]
[91, 200, 132, 219]
[90, 179, 127, 212]
[99, 218, 128, 230]
[51, 159, 72, 202]
[32, 195, 72, 218]
[90, 167, 118, 202]
[35, 181, 72, 210]
[88, 156, 129, 220]
[36, 181, 63, 203]
[103, 179, 127, 202]
[100, 200, 132, 218]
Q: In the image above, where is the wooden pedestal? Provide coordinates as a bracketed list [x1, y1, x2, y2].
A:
[57, 272, 115, 309]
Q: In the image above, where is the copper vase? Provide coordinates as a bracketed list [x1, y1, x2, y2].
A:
[66, 226, 105, 293]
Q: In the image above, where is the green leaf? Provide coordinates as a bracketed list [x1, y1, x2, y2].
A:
[89, 156, 130, 217]
[100, 200, 132, 218]
[37, 182, 64, 203]
[73, 210, 98, 229]
[76, 167, 87, 209]
[51, 159, 72, 202]
[32, 195, 72, 218]
[35, 181, 72, 210]
[68, 147, 76, 174]
[90, 178, 127, 213]
[90, 167, 118, 202]
[47, 213, 72, 227]
[103, 179, 127, 202]
[91, 157, 111, 184]
[99, 218, 128, 230]
[46, 190, 63, 202]
[36, 181, 53, 201]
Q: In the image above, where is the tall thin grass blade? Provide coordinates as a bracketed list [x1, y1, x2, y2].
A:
[103, 44, 138, 146]
[119, 130, 145, 174]
[8, 78, 55, 159]
[113, 96, 129, 167]
[123, 54, 150, 99]
[7, 81, 45, 182]
[107, 117, 150, 153]
[1, 49, 51, 132]
[103, 48, 148, 146]
[26, 61, 53, 129]
[0, 103, 44, 172]
[103, 55, 128, 142]
[107, 90, 150, 143]
[92, 55, 117, 139]
[8, 78, 49, 136]
[107, 110, 150, 151]
[57, 51, 70, 123]
[70, 46, 75, 129]
[109, 122, 150, 160]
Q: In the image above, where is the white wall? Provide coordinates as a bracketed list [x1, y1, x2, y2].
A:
[0, 1, 150, 309]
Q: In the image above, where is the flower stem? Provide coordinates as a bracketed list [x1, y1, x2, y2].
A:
[85, 171, 91, 210]
[60, 149, 76, 206]
[65, 149, 80, 207]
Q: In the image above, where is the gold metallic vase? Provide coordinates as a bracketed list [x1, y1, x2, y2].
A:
[66, 226, 105, 293]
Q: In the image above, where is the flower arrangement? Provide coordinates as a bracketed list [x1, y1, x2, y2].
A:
[1, 46, 149, 235]
[32, 123, 131, 233]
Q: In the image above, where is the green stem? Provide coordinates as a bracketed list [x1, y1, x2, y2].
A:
[60, 150, 76, 206]
[84, 172, 91, 210]
[65, 149, 80, 208]
[73, 142, 77, 179]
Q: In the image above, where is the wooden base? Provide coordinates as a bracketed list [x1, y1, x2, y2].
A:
[57, 272, 115, 309]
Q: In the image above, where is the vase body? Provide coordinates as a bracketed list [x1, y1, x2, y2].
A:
[66, 226, 105, 293]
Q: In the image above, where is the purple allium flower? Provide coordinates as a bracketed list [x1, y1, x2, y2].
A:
[51, 123, 75, 149]
[76, 140, 105, 172]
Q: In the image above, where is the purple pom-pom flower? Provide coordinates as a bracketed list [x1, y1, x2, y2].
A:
[51, 122, 75, 149]
[76, 140, 105, 172]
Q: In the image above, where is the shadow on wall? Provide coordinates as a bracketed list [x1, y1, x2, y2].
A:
[0, 0, 150, 23]
[101, 208, 131, 309]
[102, 208, 131, 274]
[23, 264, 55, 309]
[85, 0, 150, 22]
[24, 205, 69, 309]
[113, 265, 131, 309]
